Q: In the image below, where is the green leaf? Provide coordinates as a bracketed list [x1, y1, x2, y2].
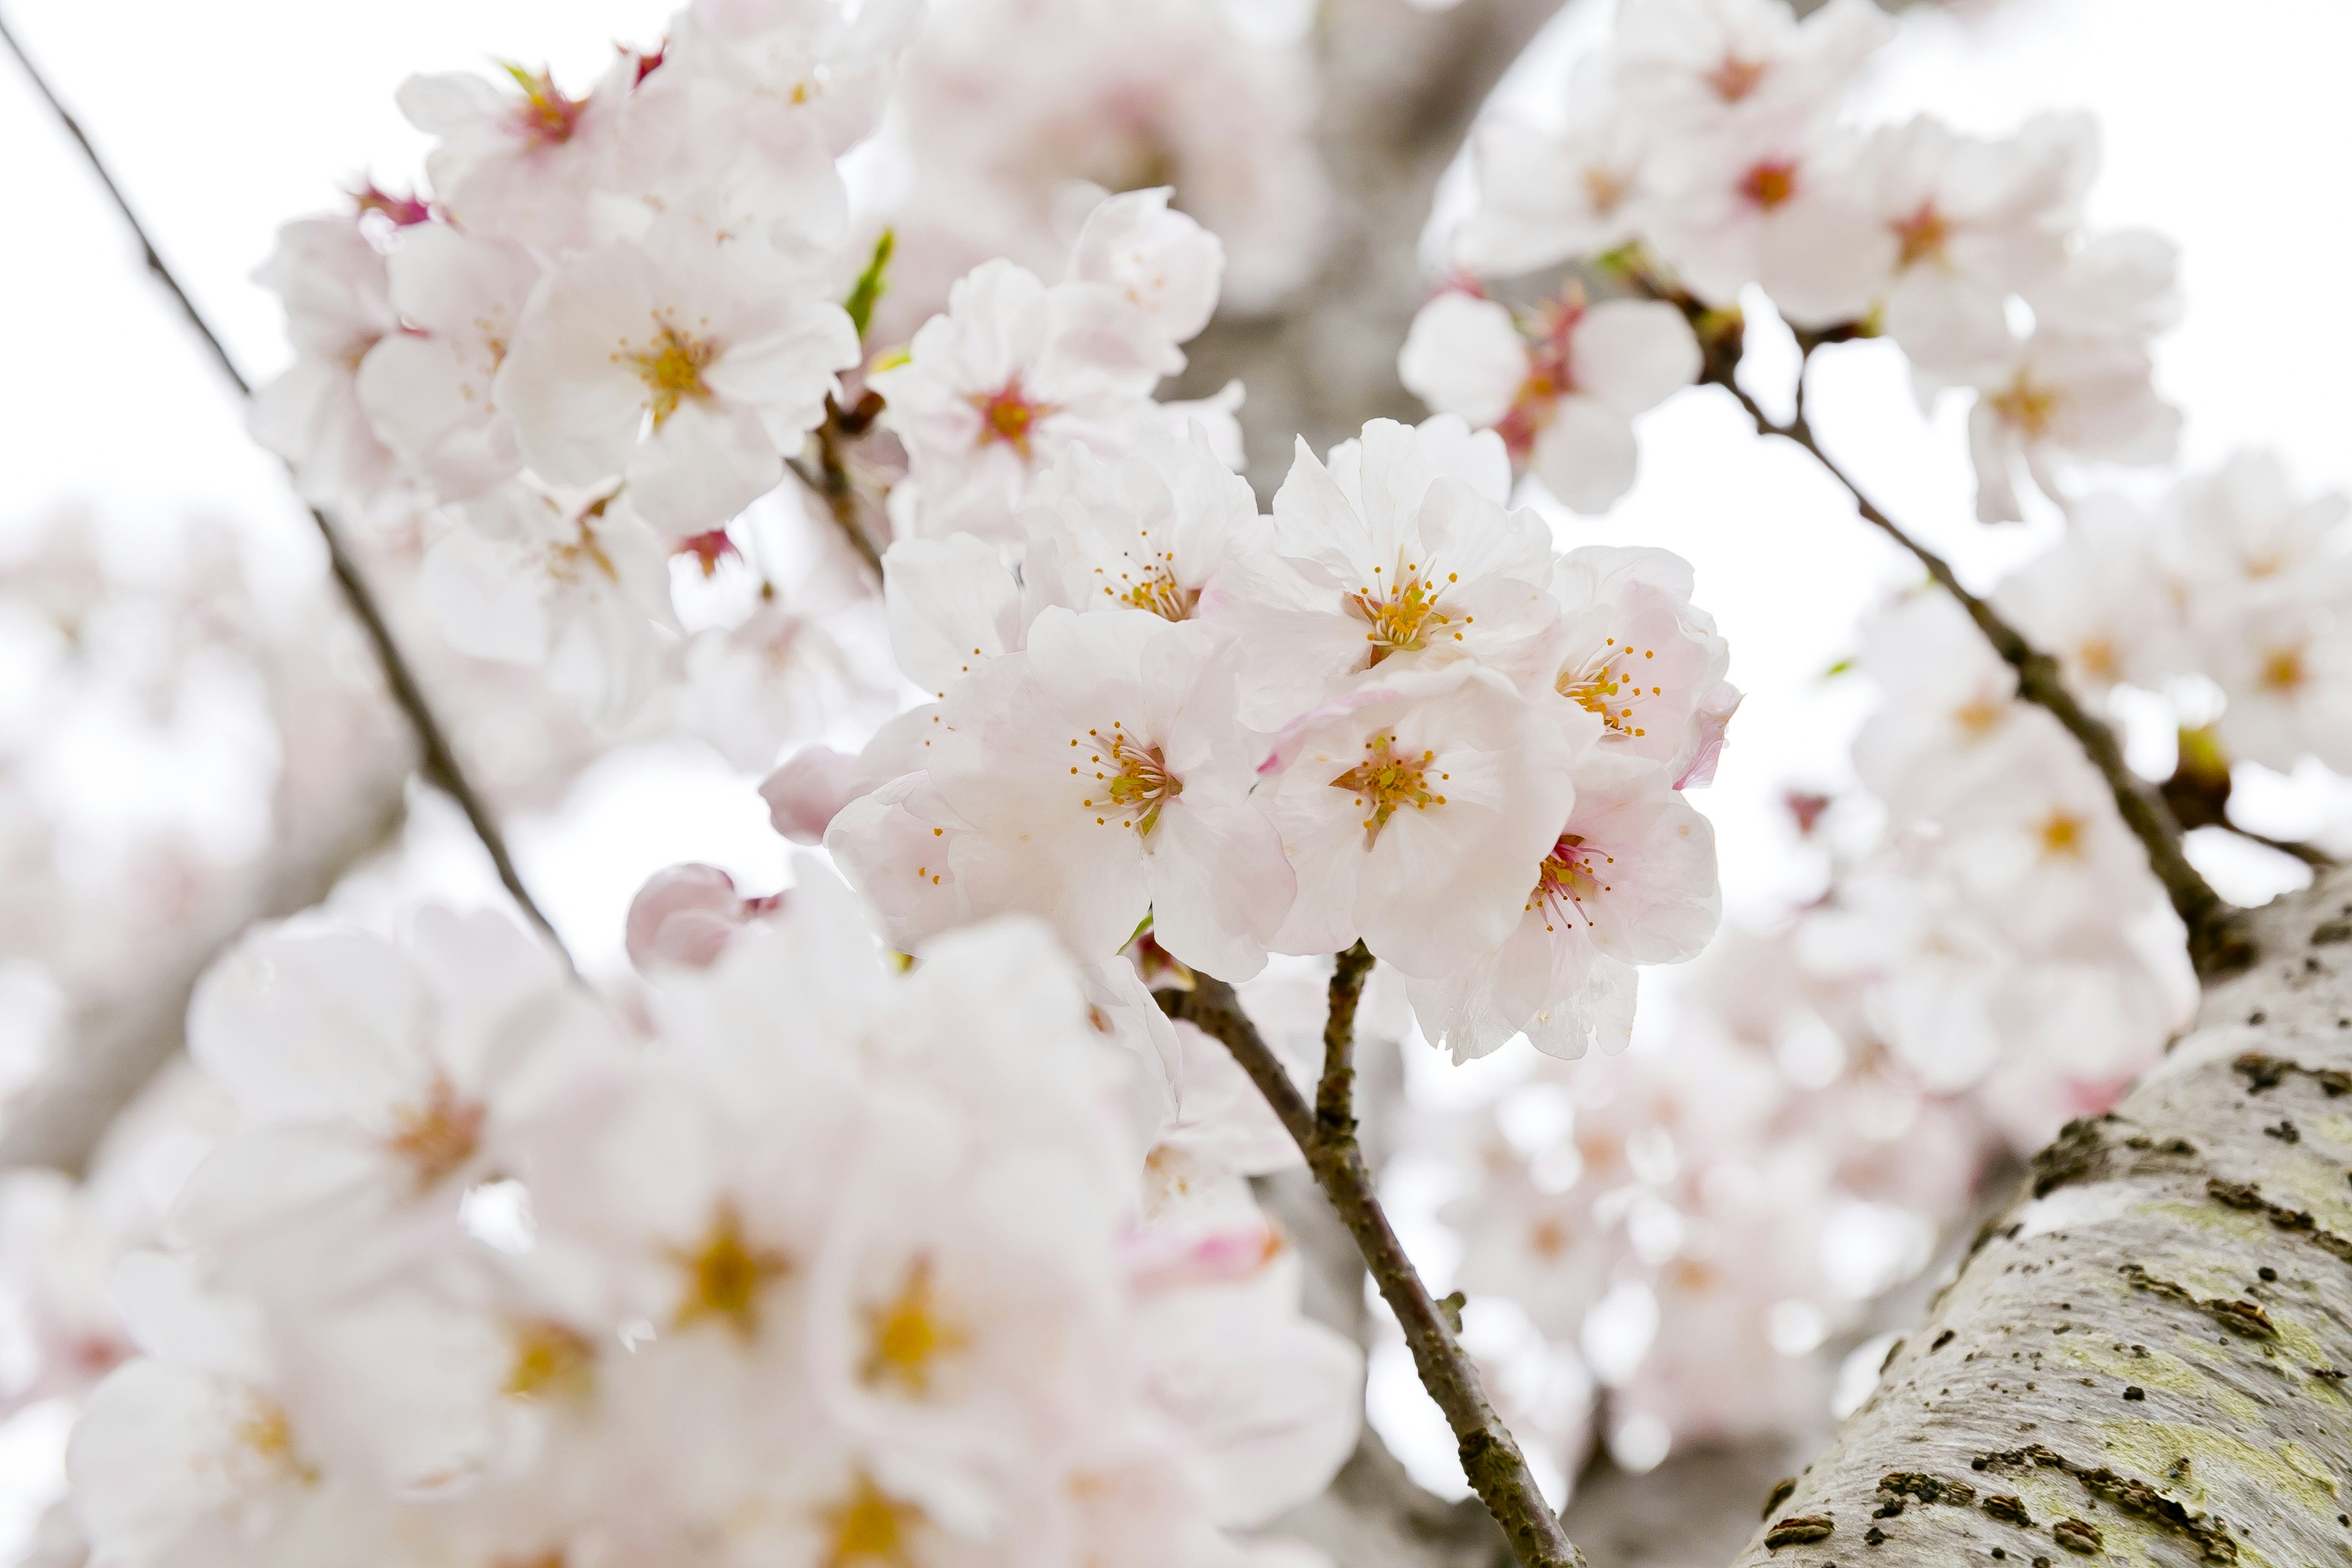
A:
[843, 227, 895, 340]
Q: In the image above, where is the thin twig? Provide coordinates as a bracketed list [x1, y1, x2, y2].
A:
[2229, 826, 2335, 870]
[1, 9, 573, 970]
[788, 399, 884, 580]
[1319, 941, 1374, 1142]
[1158, 975, 1585, 1568]
[1744, 387, 2237, 974]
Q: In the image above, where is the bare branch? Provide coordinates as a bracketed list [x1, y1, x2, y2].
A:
[786, 400, 886, 581]
[0, 8, 574, 970]
[1158, 974, 1587, 1568]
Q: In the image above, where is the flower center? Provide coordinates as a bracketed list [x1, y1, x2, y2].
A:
[1740, 159, 1798, 211]
[504, 1320, 595, 1401]
[1989, 376, 2059, 439]
[385, 1078, 484, 1189]
[235, 1398, 319, 1484]
[863, 1259, 965, 1395]
[669, 1204, 790, 1340]
[1077, 723, 1183, 835]
[1329, 732, 1448, 848]
[1556, 639, 1659, 739]
[1348, 563, 1461, 665]
[503, 63, 587, 146]
[2038, 810, 2086, 859]
[1705, 55, 1768, 103]
[1113, 564, 1197, 621]
[1531, 832, 1615, 931]
[1893, 201, 1952, 268]
[1583, 165, 1630, 216]
[970, 378, 1053, 459]
[823, 1474, 925, 1568]
[1952, 696, 2007, 736]
[2261, 647, 2307, 692]
[632, 323, 717, 428]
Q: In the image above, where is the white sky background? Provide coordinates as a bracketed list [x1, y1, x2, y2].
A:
[1, 0, 2351, 1529]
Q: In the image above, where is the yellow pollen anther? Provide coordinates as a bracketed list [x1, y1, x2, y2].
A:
[1740, 159, 1797, 211]
[2261, 647, 2307, 692]
[1328, 733, 1444, 846]
[1114, 565, 1197, 620]
[1348, 567, 1451, 665]
[1989, 375, 2060, 439]
[1893, 201, 1953, 268]
[631, 322, 716, 428]
[1083, 725, 1183, 834]
[863, 1258, 965, 1395]
[505, 1320, 595, 1401]
[2038, 810, 2087, 858]
[385, 1078, 483, 1189]
[970, 377, 1053, 458]
[823, 1473, 925, 1568]
[668, 1204, 790, 1340]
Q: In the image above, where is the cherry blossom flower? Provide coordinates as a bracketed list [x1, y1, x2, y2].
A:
[1256, 663, 1590, 978]
[887, 0, 1329, 326]
[872, 239, 1182, 543]
[1784, 114, 2095, 379]
[353, 223, 539, 502]
[396, 57, 633, 251]
[1611, 0, 1892, 148]
[417, 484, 679, 727]
[247, 218, 405, 513]
[1202, 418, 1558, 725]
[173, 910, 619, 1297]
[1407, 752, 1719, 1061]
[854, 608, 1297, 978]
[496, 217, 861, 535]
[1398, 288, 1698, 513]
[1545, 545, 1738, 782]
[1453, 59, 1651, 276]
[625, 863, 787, 972]
[1020, 423, 1259, 623]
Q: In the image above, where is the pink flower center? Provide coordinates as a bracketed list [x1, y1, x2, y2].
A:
[1740, 160, 1798, 211]
[503, 64, 588, 147]
[969, 379, 1052, 459]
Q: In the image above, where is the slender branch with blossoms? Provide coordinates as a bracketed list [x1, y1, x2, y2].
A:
[0, 9, 571, 967]
[14, 1, 2352, 1566]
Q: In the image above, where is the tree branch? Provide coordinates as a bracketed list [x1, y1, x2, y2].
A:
[1320, 941, 1376, 1142]
[1158, 974, 1586, 1568]
[0, 8, 573, 970]
[1732, 870, 2352, 1568]
[788, 397, 887, 581]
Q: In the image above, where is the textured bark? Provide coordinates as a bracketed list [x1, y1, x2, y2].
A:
[0, 766, 408, 1175]
[1732, 870, 2352, 1568]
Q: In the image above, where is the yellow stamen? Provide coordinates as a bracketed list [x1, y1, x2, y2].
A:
[1077, 723, 1183, 835]
[2038, 810, 2086, 858]
[2261, 647, 2307, 692]
[631, 322, 716, 428]
[863, 1258, 965, 1395]
[1329, 732, 1448, 847]
[385, 1079, 483, 1189]
[1348, 566, 1452, 665]
[823, 1474, 925, 1568]
[669, 1205, 790, 1340]
[1893, 201, 1952, 268]
[504, 1320, 595, 1401]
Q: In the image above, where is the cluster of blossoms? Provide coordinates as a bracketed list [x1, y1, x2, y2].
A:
[248, 0, 920, 749]
[794, 290, 1736, 1054]
[1406, 0, 2178, 522]
[0, 515, 415, 1107]
[875, 0, 1331, 339]
[1419, 921, 1988, 1470]
[23, 0, 2352, 1546]
[58, 875, 1359, 1567]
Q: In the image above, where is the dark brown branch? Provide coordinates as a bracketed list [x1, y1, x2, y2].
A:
[0, 9, 573, 970]
[1747, 391, 2237, 975]
[1158, 974, 1586, 1568]
[1319, 940, 1375, 1142]
[788, 399, 886, 580]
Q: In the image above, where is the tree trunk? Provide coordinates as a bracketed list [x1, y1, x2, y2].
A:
[1732, 870, 2352, 1568]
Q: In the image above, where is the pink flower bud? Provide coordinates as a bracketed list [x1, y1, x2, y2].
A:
[625, 864, 783, 972]
[760, 747, 864, 845]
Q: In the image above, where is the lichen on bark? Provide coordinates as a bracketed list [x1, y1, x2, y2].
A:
[1730, 869, 2352, 1568]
